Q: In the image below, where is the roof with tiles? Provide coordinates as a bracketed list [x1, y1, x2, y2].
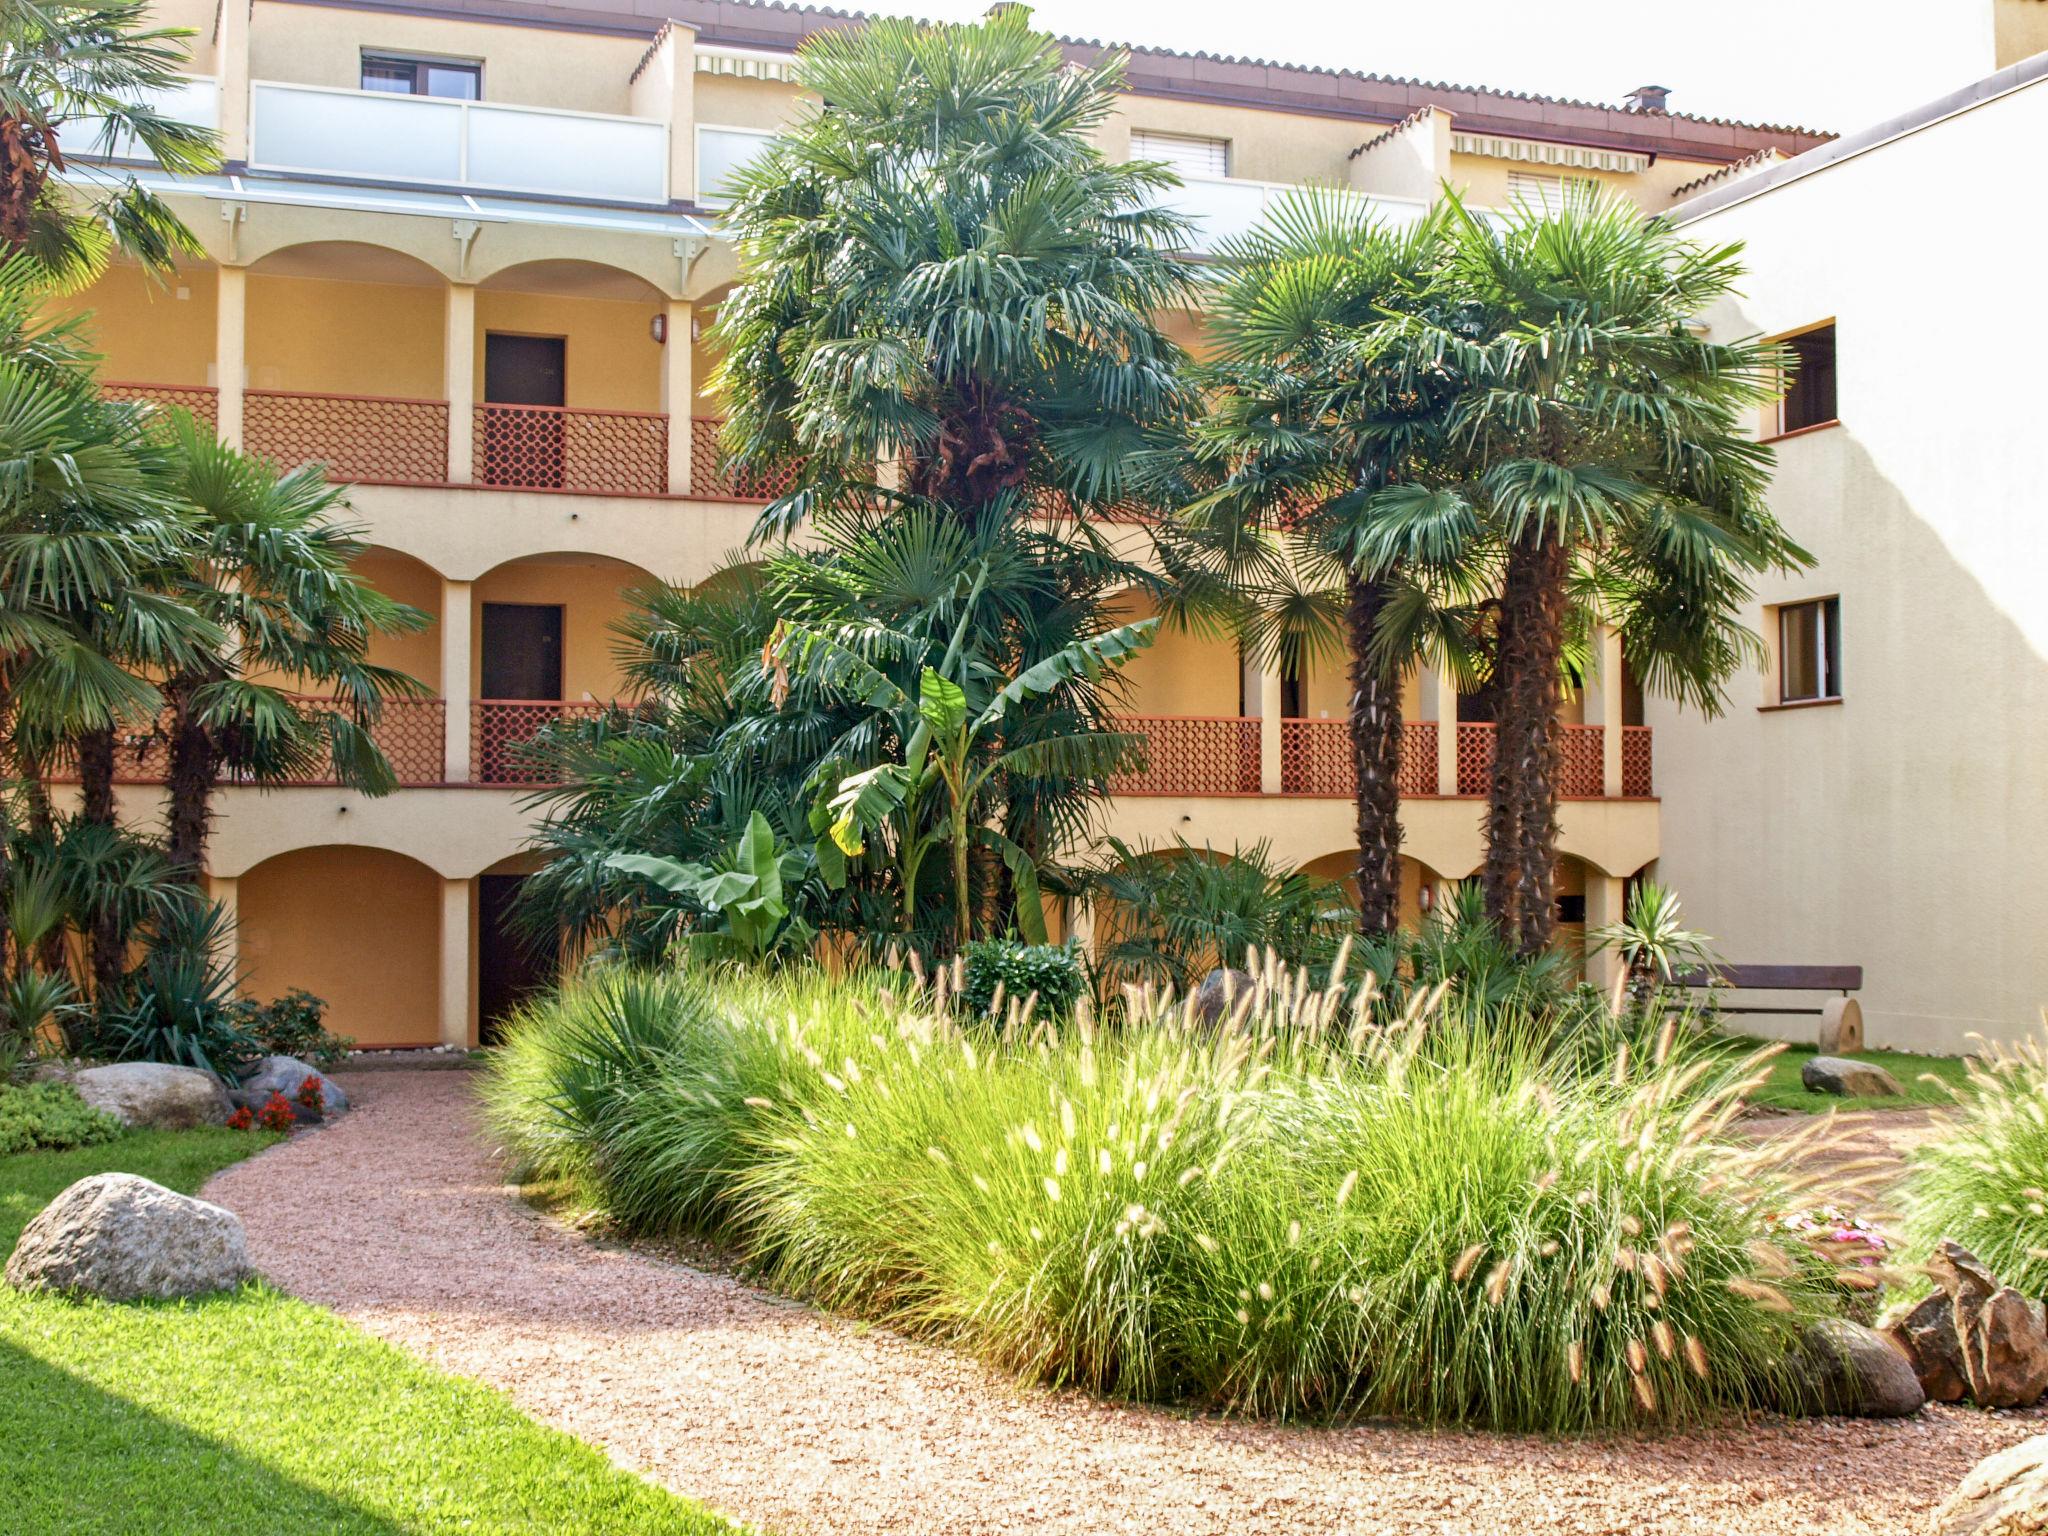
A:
[292, 0, 1836, 164]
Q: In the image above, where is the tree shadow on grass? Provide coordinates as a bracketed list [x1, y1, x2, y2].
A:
[0, 1339, 410, 1536]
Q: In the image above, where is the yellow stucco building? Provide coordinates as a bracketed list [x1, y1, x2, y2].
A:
[73, 0, 1995, 1050]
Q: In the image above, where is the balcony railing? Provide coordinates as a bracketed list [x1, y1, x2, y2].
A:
[69, 75, 220, 164]
[1622, 726, 1654, 799]
[1152, 176, 1430, 256]
[245, 390, 449, 485]
[477, 404, 667, 496]
[103, 381, 219, 431]
[71, 698, 447, 786]
[248, 80, 669, 204]
[470, 700, 610, 786]
[1280, 719, 1439, 797]
[688, 416, 802, 502]
[1109, 716, 1261, 796]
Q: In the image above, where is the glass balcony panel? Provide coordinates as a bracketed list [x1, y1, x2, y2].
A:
[251, 83, 464, 184]
[697, 126, 777, 206]
[69, 75, 220, 163]
[466, 106, 667, 203]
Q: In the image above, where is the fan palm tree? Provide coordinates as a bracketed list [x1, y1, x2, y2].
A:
[709, 5, 1197, 528]
[1359, 191, 1809, 953]
[0, 0, 219, 283]
[1176, 192, 1478, 934]
[154, 418, 430, 879]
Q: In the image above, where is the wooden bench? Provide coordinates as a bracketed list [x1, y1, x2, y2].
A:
[1671, 964, 1865, 1053]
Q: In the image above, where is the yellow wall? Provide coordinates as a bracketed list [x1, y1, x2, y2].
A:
[471, 556, 649, 700]
[474, 291, 662, 412]
[1108, 595, 1241, 716]
[248, 272, 443, 396]
[358, 551, 444, 689]
[695, 73, 804, 132]
[238, 846, 441, 1047]
[1996, 0, 2048, 65]
[1446, 152, 1729, 212]
[249, 2, 644, 116]
[57, 261, 216, 385]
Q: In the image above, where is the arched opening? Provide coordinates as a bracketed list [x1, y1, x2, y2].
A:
[1300, 850, 1442, 931]
[244, 242, 452, 484]
[237, 846, 442, 1047]
[468, 551, 664, 785]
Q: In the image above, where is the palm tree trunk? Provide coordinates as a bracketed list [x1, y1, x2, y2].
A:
[164, 694, 216, 884]
[1483, 530, 1571, 955]
[1344, 570, 1404, 935]
[76, 726, 128, 998]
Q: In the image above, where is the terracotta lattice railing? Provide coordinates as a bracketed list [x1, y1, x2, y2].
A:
[101, 381, 219, 429]
[687, 416, 801, 502]
[1278, 719, 1439, 796]
[470, 700, 610, 786]
[1622, 725, 1654, 797]
[1559, 722, 1606, 797]
[244, 390, 449, 484]
[66, 697, 446, 786]
[1455, 722, 1495, 796]
[1108, 715, 1261, 796]
[476, 404, 667, 496]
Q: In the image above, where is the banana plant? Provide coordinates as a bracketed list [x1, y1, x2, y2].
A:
[771, 567, 1156, 947]
[607, 810, 813, 965]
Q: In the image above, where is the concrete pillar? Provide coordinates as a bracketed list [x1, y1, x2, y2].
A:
[217, 0, 252, 162]
[1587, 622, 1625, 797]
[1422, 656, 1459, 795]
[661, 299, 694, 495]
[1583, 872, 1628, 993]
[214, 265, 246, 448]
[1258, 667, 1284, 794]
[626, 20, 698, 205]
[445, 284, 476, 483]
[440, 578, 473, 782]
[438, 877, 473, 1049]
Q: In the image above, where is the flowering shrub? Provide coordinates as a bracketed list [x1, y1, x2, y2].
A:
[295, 1074, 325, 1114]
[225, 1105, 255, 1132]
[255, 1091, 297, 1134]
[484, 961, 1873, 1431]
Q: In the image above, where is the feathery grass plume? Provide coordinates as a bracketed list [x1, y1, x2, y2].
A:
[1903, 1026, 2048, 1295]
[483, 962, 1853, 1430]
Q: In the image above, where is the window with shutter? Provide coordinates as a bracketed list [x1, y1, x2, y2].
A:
[1131, 130, 1230, 179]
[1506, 170, 1595, 213]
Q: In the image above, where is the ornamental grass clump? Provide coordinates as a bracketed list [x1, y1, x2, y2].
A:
[1904, 1029, 2048, 1297]
[483, 952, 1879, 1431]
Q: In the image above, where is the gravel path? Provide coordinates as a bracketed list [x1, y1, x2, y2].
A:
[205, 1071, 2041, 1536]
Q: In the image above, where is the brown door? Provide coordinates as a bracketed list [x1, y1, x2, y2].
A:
[482, 333, 566, 487]
[480, 603, 563, 781]
[477, 874, 557, 1045]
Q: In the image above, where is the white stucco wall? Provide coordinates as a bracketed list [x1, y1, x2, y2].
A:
[1655, 70, 2048, 1053]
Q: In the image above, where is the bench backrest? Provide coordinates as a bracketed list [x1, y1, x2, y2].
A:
[1671, 963, 1862, 992]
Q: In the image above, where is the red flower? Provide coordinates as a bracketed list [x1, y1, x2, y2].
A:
[295, 1075, 325, 1113]
[225, 1106, 255, 1132]
[255, 1091, 297, 1134]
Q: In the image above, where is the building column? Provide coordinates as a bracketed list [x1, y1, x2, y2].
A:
[661, 298, 694, 495]
[1422, 656, 1459, 795]
[1582, 872, 1628, 994]
[445, 283, 476, 483]
[214, 265, 246, 449]
[217, 0, 252, 162]
[1586, 622, 1625, 797]
[1257, 666, 1284, 794]
[441, 578, 473, 782]
[438, 877, 474, 1049]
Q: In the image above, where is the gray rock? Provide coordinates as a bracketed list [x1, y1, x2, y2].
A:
[72, 1062, 231, 1130]
[5, 1173, 250, 1301]
[1880, 1290, 1969, 1402]
[1801, 1055, 1905, 1097]
[1966, 1288, 2048, 1409]
[1793, 1318, 1926, 1418]
[1191, 968, 1257, 1028]
[1931, 1432, 2048, 1536]
[237, 1055, 348, 1115]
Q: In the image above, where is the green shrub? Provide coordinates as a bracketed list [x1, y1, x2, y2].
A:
[0, 1082, 123, 1155]
[1905, 1032, 2048, 1295]
[485, 961, 1867, 1431]
[227, 990, 354, 1069]
[959, 939, 1086, 1022]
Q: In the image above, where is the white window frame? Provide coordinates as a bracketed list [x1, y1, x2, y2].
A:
[1775, 596, 1842, 704]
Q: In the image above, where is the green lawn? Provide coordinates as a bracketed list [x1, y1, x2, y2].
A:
[0, 1130, 749, 1536]
[1722, 1037, 1975, 1114]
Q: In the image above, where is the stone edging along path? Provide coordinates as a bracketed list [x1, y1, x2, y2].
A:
[203, 1071, 2043, 1536]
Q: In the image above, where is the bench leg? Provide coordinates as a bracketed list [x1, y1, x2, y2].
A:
[1818, 996, 1864, 1055]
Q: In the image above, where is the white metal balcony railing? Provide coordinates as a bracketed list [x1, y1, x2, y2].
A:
[1156, 174, 1430, 255]
[696, 124, 777, 207]
[247, 81, 669, 204]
